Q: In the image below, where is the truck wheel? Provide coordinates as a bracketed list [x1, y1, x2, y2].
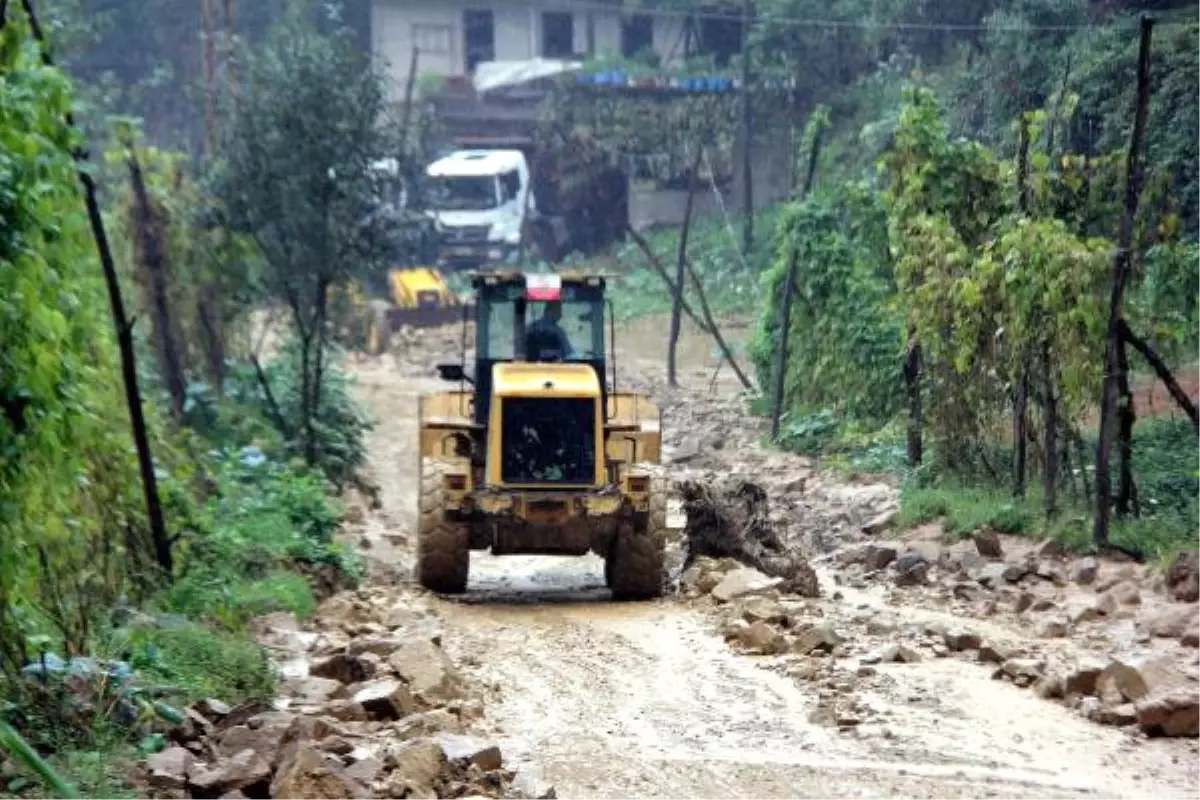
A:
[607, 474, 667, 600]
[416, 459, 469, 594]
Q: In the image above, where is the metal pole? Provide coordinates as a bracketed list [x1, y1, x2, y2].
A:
[770, 247, 799, 440]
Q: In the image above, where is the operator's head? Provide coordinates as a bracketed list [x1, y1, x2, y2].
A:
[543, 301, 562, 321]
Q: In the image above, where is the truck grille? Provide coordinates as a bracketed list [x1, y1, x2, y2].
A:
[500, 398, 595, 484]
[441, 224, 491, 244]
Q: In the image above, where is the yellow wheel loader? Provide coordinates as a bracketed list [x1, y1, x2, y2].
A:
[415, 271, 666, 599]
[357, 267, 473, 355]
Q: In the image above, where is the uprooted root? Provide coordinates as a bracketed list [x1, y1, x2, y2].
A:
[677, 476, 819, 597]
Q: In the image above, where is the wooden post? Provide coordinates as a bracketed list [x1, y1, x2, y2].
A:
[770, 246, 799, 440]
[668, 146, 704, 387]
[1094, 15, 1153, 548]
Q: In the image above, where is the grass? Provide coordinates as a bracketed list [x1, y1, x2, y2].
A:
[763, 402, 1197, 562]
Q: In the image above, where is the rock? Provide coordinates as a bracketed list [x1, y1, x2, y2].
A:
[792, 624, 843, 655]
[710, 568, 783, 603]
[387, 640, 465, 709]
[437, 734, 503, 771]
[282, 676, 343, 705]
[863, 542, 901, 571]
[1079, 696, 1138, 727]
[1035, 539, 1068, 560]
[1137, 606, 1195, 638]
[512, 766, 557, 799]
[271, 743, 369, 799]
[1180, 623, 1200, 652]
[1063, 658, 1108, 697]
[1000, 658, 1044, 687]
[194, 698, 233, 720]
[1067, 592, 1117, 624]
[892, 553, 929, 587]
[1013, 591, 1035, 614]
[1072, 557, 1099, 585]
[310, 653, 376, 685]
[146, 745, 193, 791]
[393, 709, 464, 740]
[738, 597, 791, 625]
[973, 563, 1010, 589]
[973, 530, 1004, 558]
[1034, 561, 1067, 584]
[1034, 675, 1065, 700]
[385, 738, 446, 791]
[321, 699, 369, 722]
[215, 724, 290, 760]
[942, 628, 982, 652]
[731, 620, 788, 655]
[346, 635, 408, 658]
[1166, 550, 1199, 602]
[188, 749, 271, 796]
[1136, 690, 1200, 737]
[978, 640, 1018, 664]
[1106, 581, 1142, 606]
[1001, 561, 1029, 583]
[906, 540, 943, 565]
[344, 757, 383, 786]
[353, 679, 415, 720]
[879, 644, 923, 664]
[861, 509, 898, 535]
[1096, 654, 1187, 706]
[1034, 616, 1069, 639]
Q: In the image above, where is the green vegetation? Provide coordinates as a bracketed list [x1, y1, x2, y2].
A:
[0, 3, 387, 795]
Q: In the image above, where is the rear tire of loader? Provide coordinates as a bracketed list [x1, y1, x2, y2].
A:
[607, 474, 666, 600]
[416, 459, 469, 594]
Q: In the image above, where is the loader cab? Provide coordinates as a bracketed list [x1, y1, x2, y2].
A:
[466, 272, 608, 427]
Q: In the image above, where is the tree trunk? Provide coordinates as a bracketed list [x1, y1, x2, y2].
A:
[668, 147, 703, 387]
[1093, 15, 1153, 548]
[127, 150, 188, 421]
[1118, 318, 1199, 428]
[1041, 341, 1059, 518]
[18, 0, 173, 575]
[1115, 337, 1138, 517]
[904, 332, 923, 467]
[1013, 369, 1029, 497]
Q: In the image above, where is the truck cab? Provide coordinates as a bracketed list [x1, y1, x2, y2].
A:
[425, 149, 532, 271]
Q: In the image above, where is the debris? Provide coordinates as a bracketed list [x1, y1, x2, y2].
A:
[972, 530, 1004, 558]
[1165, 550, 1199, 602]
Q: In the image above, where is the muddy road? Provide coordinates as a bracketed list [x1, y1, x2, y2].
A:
[342, 317, 1198, 800]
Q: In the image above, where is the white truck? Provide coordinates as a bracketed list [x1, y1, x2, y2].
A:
[425, 149, 533, 271]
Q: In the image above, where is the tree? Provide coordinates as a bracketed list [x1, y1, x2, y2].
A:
[210, 2, 394, 467]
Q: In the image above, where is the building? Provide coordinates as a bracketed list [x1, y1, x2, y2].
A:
[370, 0, 747, 99]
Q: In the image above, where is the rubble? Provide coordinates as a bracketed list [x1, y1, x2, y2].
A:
[677, 476, 819, 597]
[136, 583, 525, 800]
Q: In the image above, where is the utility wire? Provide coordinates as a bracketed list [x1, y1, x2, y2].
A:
[553, 0, 1193, 33]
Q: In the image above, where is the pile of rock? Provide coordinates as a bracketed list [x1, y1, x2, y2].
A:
[140, 595, 540, 799]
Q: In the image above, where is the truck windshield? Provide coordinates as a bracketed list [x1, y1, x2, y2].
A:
[430, 175, 499, 211]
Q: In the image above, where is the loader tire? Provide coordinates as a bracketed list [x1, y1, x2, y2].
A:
[416, 459, 469, 594]
[607, 473, 666, 600]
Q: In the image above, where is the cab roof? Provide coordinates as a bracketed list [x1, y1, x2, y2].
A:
[426, 149, 525, 178]
[469, 270, 614, 287]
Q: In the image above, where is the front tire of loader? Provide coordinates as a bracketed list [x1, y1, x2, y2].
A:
[607, 474, 667, 600]
[416, 459, 469, 594]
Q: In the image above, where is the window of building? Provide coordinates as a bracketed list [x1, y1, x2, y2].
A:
[621, 13, 654, 58]
[541, 11, 574, 58]
[463, 9, 495, 72]
[412, 23, 452, 54]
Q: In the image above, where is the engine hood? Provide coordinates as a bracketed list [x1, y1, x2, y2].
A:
[491, 362, 600, 398]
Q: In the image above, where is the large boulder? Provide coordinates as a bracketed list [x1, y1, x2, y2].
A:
[187, 749, 271, 797]
[1166, 550, 1199, 602]
[145, 745, 193, 792]
[1096, 654, 1198, 737]
[353, 679, 416, 720]
[271, 742, 370, 799]
[387, 641, 466, 709]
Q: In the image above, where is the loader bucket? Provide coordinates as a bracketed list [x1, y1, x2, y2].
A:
[387, 303, 474, 331]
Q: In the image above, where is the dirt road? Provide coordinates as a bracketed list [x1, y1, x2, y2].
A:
[344, 319, 1198, 800]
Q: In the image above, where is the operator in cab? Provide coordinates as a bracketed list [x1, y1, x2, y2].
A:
[525, 301, 576, 361]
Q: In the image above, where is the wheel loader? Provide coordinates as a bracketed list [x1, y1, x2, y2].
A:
[355, 267, 473, 355]
[415, 271, 666, 599]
